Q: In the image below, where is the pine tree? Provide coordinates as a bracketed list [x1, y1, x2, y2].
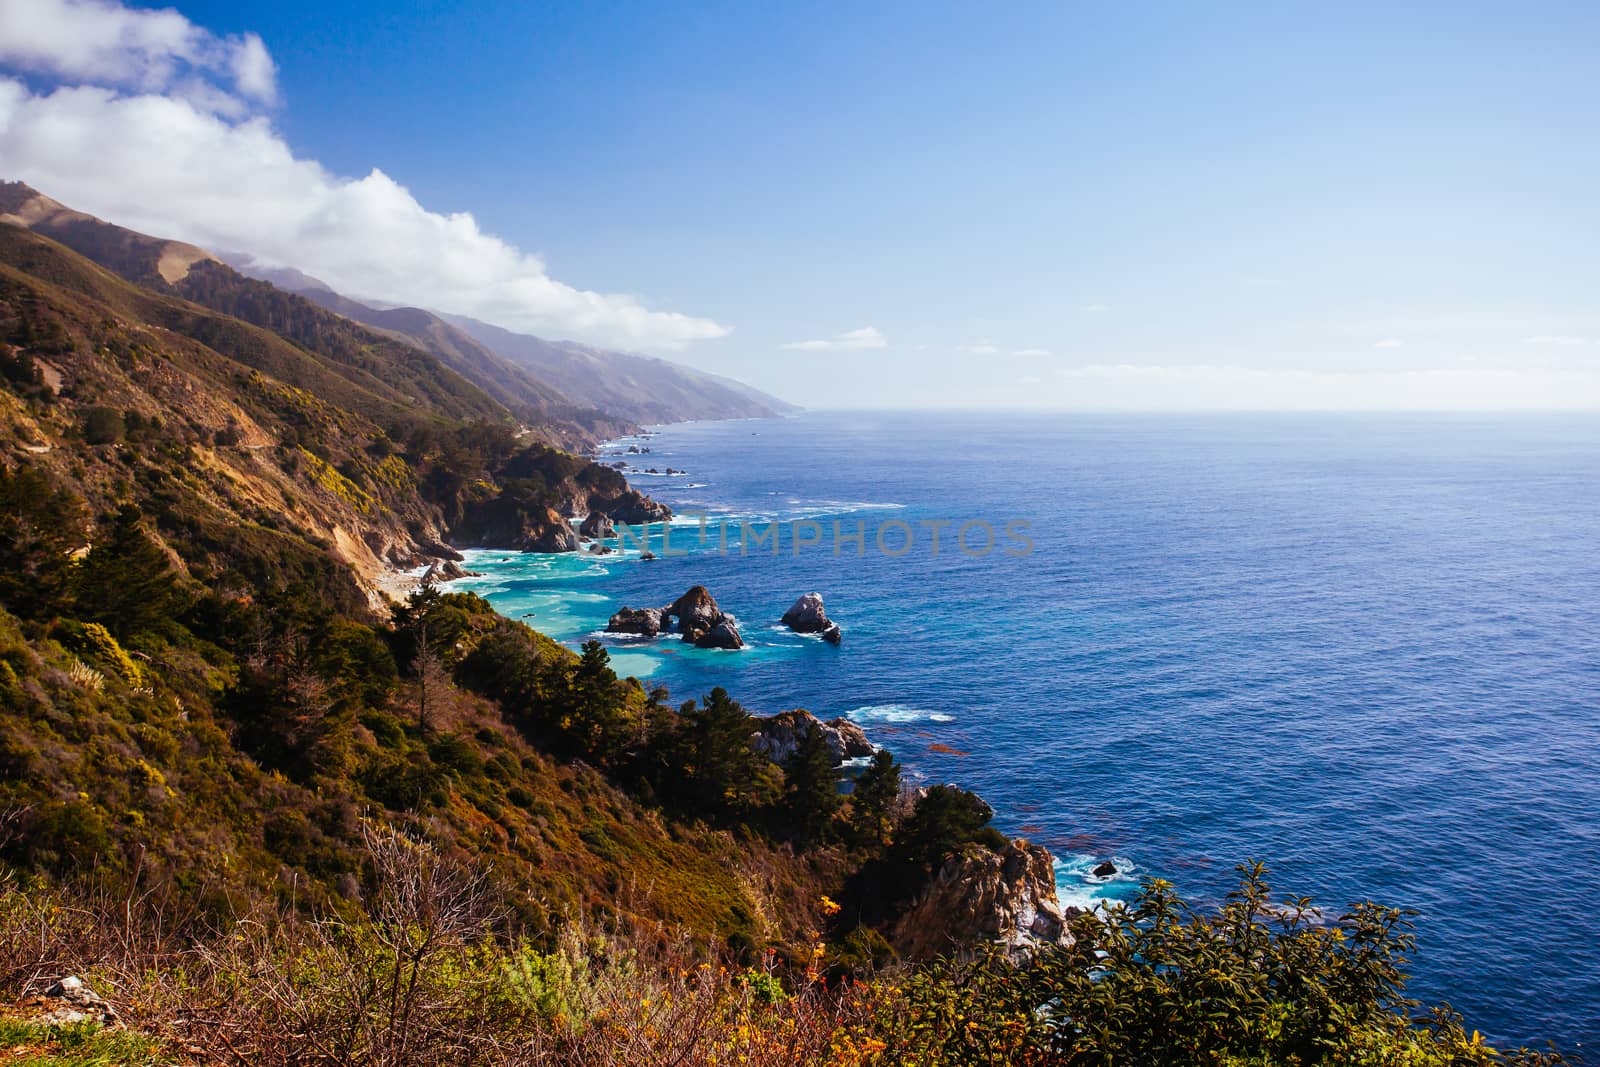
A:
[560, 640, 633, 765]
[72, 505, 187, 642]
[849, 748, 902, 850]
[0, 466, 86, 620]
[785, 721, 842, 846]
[678, 687, 777, 816]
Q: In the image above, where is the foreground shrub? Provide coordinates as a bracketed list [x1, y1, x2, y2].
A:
[0, 858, 1565, 1066]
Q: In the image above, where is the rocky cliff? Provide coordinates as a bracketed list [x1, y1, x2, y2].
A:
[890, 839, 1077, 961]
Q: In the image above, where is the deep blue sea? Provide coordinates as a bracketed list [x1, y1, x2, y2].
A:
[452, 411, 1600, 1052]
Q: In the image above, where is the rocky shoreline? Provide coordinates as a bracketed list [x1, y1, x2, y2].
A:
[377, 424, 1085, 960]
[387, 554, 1083, 959]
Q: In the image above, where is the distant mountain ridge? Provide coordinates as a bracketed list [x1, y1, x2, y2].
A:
[441, 312, 799, 425]
[229, 257, 797, 426]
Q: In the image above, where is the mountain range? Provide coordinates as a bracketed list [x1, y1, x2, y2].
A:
[2, 181, 794, 439]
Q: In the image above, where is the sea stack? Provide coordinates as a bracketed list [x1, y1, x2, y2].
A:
[666, 586, 743, 648]
[781, 592, 842, 644]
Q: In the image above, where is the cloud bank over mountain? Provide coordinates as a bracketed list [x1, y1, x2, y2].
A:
[0, 0, 728, 350]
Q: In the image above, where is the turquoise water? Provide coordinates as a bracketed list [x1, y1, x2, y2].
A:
[452, 411, 1600, 1051]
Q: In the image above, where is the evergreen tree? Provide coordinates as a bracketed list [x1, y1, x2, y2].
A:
[72, 505, 187, 643]
[784, 721, 841, 846]
[0, 465, 86, 620]
[557, 640, 634, 766]
[848, 748, 902, 850]
[675, 687, 778, 817]
[895, 784, 997, 868]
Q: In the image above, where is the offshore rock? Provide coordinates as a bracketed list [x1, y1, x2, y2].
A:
[781, 592, 833, 633]
[891, 840, 1076, 962]
[666, 585, 728, 644]
[607, 607, 664, 636]
[696, 619, 744, 649]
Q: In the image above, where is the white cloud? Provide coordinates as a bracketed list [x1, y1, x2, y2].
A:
[1016, 374, 1043, 385]
[1523, 335, 1587, 346]
[1373, 338, 1404, 348]
[958, 341, 999, 355]
[0, 0, 275, 112]
[0, 2, 728, 350]
[1080, 303, 1109, 313]
[782, 326, 886, 351]
[1011, 347, 1051, 358]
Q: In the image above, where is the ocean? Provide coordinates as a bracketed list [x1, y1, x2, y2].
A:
[451, 410, 1600, 1051]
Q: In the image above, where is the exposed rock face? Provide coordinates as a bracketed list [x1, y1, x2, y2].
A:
[26, 976, 119, 1028]
[527, 508, 579, 552]
[827, 716, 872, 758]
[752, 709, 875, 766]
[667, 586, 731, 645]
[454, 501, 579, 553]
[420, 559, 476, 584]
[782, 592, 842, 644]
[595, 493, 671, 526]
[698, 620, 744, 649]
[607, 606, 664, 636]
[580, 511, 616, 539]
[890, 840, 1076, 962]
[1092, 860, 1117, 878]
[608, 586, 744, 647]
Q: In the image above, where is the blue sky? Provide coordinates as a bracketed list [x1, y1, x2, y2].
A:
[3, 0, 1599, 408]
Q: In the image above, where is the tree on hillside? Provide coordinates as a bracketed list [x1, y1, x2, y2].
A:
[555, 640, 635, 766]
[848, 748, 903, 850]
[412, 628, 452, 738]
[72, 505, 188, 643]
[894, 784, 1002, 869]
[670, 687, 779, 818]
[784, 721, 841, 846]
[0, 465, 86, 620]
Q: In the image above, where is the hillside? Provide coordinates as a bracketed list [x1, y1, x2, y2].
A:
[0, 192, 1560, 1066]
[227, 253, 796, 426]
[0, 182, 623, 451]
[444, 312, 799, 425]
[0, 213, 851, 949]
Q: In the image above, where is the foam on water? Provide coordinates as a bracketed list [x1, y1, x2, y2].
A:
[846, 704, 956, 724]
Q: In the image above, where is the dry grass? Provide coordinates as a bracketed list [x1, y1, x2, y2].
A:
[0, 823, 876, 1067]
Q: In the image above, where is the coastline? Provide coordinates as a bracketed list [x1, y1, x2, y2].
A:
[387, 533, 1136, 918]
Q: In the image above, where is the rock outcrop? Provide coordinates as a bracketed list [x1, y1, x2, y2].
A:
[607, 606, 664, 636]
[607, 586, 744, 648]
[890, 840, 1076, 962]
[781, 592, 842, 644]
[752, 709, 875, 766]
[527, 508, 579, 553]
[594, 493, 671, 526]
[698, 620, 744, 649]
[420, 559, 477, 584]
[666, 586, 743, 648]
[451, 469, 670, 555]
[24, 976, 119, 1028]
[580, 511, 616, 539]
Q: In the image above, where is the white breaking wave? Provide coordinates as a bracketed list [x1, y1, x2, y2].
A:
[846, 704, 955, 724]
